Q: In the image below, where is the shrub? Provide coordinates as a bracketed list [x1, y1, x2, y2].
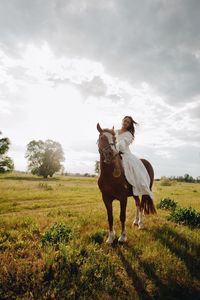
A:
[157, 198, 177, 211]
[160, 177, 172, 186]
[168, 206, 200, 228]
[41, 223, 72, 246]
[89, 230, 106, 244]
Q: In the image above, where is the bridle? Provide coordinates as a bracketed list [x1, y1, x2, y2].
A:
[98, 132, 118, 164]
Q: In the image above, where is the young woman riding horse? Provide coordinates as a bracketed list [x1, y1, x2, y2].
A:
[97, 116, 156, 244]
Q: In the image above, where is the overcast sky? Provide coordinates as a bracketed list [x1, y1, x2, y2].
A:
[0, 0, 200, 178]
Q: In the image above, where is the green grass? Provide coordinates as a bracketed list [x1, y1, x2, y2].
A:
[0, 172, 200, 299]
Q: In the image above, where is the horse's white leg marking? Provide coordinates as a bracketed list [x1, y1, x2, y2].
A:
[106, 230, 116, 244]
[133, 206, 140, 226]
[138, 210, 144, 229]
[118, 231, 127, 243]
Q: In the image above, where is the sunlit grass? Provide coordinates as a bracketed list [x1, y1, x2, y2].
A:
[0, 173, 200, 299]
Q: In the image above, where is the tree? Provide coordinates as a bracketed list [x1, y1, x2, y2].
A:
[95, 160, 100, 175]
[25, 139, 65, 178]
[0, 131, 14, 173]
[184, 173, 195, 183]
[196, 176, 200, 183]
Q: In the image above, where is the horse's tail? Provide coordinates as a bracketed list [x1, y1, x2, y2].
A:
[140, 158, 154, 188]
[140, 158, 156, 215]
[142, 195, 157, 215]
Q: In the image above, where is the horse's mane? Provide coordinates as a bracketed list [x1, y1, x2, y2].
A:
[102, 128, 115, 135]
[102, 128, 116, 142]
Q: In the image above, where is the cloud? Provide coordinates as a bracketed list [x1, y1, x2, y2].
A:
[1, 0, 200, 105]
[0, 100, 11, 115]
[133, 143, 200, 178]
[188, 101, 200, 119]
[77, 76, 107, 99]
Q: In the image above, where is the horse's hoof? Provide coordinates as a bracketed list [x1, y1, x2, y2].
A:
[106, 238, 113, 244]
[118, 234, 127, 243]
[106, 231, 115, 244]
[138, 223, 144, 230]
[132, 221, 139, 227]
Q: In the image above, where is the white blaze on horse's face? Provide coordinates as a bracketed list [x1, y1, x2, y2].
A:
[103, 132, 115, 148]
[100, 132, 118, 164]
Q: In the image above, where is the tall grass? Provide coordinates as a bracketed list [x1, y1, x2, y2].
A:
[0, 173, 200, 299]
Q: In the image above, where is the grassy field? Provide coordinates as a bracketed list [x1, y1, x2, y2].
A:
[0, 173, 200, 300]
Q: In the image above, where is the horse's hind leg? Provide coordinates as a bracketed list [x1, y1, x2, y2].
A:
[118, 197, 127, 242]
[138, 206, 144, 229]
[102, 195, 115, 244]
[133, 196, 140, 226]
[133, 196, 144, 229]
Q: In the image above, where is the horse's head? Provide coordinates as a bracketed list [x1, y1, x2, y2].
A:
[97, 123, 117, 164]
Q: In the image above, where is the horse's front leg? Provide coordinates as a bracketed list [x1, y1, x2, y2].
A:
[102, 194, 115, 244]
[118, 197, 127, 242]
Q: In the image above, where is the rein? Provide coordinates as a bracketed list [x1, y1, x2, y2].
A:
[99, 143, 115, 153]
[98, 134, 121, 177]
[98, 139, 117, 159]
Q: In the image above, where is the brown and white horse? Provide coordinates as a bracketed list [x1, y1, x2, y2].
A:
[97, 123, 156, 244]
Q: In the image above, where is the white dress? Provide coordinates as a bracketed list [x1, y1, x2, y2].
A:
[115, 130, 153, 200]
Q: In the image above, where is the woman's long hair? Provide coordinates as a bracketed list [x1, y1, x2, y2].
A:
[123, 116, 138, 139]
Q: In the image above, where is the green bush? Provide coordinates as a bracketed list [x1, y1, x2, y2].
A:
[89, 230, 106, 244]
[41, 223, 72, 245]
[168, 206, 200, 228]
[157, 198, 177, 211]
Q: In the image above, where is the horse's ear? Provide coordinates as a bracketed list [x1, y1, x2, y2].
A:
[112, 126, 115, 135]
[97, 123, 103, 133]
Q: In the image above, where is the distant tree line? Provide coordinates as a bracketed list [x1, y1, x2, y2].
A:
[1, 130, 200, 181]
[64, 172, 96, 177]
[161, 174, 200, 183]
